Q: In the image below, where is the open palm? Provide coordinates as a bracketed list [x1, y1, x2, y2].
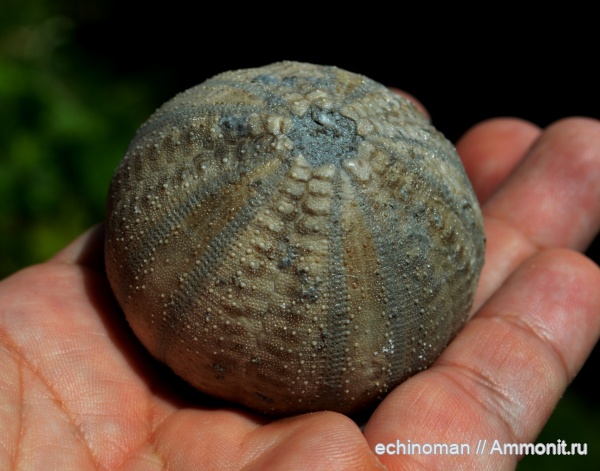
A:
[1, 109, 599, 470]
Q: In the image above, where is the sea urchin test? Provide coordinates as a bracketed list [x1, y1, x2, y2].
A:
[105, 61, 485, 417]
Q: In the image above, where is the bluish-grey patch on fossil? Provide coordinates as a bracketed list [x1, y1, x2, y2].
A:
[220, 114, 251, 138]
[287, 107, 359, 167]
[252, 74, 332, 91]
[252, 74, 280, 86]
[277, 239, 299, 269]
[300, 284, 321, 303]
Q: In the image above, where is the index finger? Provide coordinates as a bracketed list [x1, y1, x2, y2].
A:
[483, 117, 600, 251]
[465, 117, 600, 309]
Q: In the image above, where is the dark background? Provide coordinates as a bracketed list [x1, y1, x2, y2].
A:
[1, 2, 598, 468]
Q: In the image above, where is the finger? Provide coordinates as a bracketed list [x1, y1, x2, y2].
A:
[456, 118, 542, 203]
[484, 117, 600, 251]
[152, 410, 386, 470]
[51, 224, 106, 270]
[364, 249, 600, 470]
[473, 117, 600, 309]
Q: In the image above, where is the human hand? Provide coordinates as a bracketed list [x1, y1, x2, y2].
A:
[1, 110, 599, 470]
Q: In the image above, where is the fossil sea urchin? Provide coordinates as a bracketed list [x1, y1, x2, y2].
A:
[105, 61, 485, 417]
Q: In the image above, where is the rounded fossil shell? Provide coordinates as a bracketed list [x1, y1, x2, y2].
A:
[105, 61, 485, 417]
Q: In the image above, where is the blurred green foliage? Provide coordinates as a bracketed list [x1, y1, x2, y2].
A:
[0, 0, 156, 277]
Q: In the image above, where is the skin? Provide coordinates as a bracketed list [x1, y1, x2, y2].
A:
[1, 96, 600, 470]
